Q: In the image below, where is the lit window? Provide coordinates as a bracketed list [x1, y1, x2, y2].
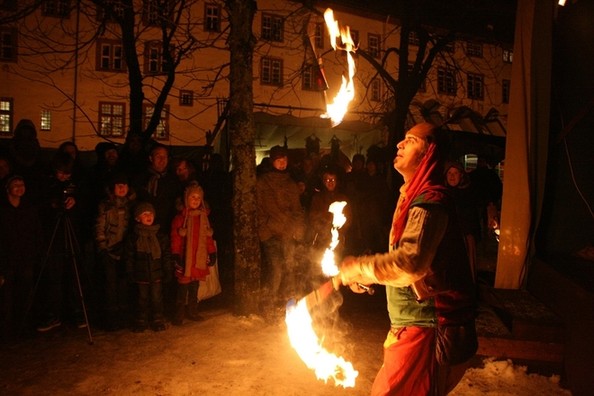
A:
[368, 33, 381, 58]
[466, 41, 483, 57]
[371, 78, 382, 102]
[503, 49, 513, 63]
[467, 73, 484, 100]
[0, 98, 13, 135]
[502, 79, 511, 104]
[99, 102, 125, 137]
[143, 104, 170, 140]
[43, 0, 71, 18]
[40, 110, 51, 131]
[262, 14, 283, 42]
[261, 57, 283, 86]
[205, 3, 221, 32]
[0, 28, 17, 62]
[98, 0, 125, 21]
[438, 67, 456, 95]
[180, 90, 193, 106]
[96, 39, 126, 71]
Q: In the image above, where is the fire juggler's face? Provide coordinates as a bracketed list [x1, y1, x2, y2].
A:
[394, 131, 428, 182]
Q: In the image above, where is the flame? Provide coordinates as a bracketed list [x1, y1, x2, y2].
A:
[286, 201, 358, 387]
[322, 8, 356, 127]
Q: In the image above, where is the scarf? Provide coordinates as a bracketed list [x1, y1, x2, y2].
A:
[135, 223, 162, 259]
[390, 143, 447, 247]
[183, 208, 213, 277]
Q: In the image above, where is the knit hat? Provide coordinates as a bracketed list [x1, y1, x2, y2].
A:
[269, 145, 288, 161]
[134, 202, 155, 219]
[184, 181, 204, 206]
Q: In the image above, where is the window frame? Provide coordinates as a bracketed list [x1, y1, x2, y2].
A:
[179, 90, 194, 106]
[466, 41, 483, 58]
[40, 110, 52, 131]
[368, 33, 381, 59]
[144, 40, 170, 75]
[314, 22, 324, 49]
[0, 97, 13, 136]
[204, 3, 221, 32]
[301, 63, 325, 91]
[502, 79, 511, 104]
[98, 101, 126, 137]
[142, 103, 170, 140]
[261, 13, 284, 42]
[467, 72, 484, 100]
[96, 38, 126, 72]
[437, 66, 457, 96]
[260, 56, 283, 87]
[0, 27, 17, 62]
[42, 0, 71, 18]
[503, 49, 513, 63]
[370, 78, 382, 102]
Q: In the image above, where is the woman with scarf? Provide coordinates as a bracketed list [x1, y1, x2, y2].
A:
[170, 182, 217, 325]
[339, 123, 477, 395]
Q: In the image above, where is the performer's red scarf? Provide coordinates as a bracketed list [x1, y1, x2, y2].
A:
[390, 142, 447, 247]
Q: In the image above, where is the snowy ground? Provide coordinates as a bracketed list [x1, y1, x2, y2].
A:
[0, 290, 572, 396]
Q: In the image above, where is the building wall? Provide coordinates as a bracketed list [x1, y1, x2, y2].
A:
[0, 0, 512, 153]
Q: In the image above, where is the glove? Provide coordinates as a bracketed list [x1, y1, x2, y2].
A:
[208, 253, 217, 267]
[172, 254, 183, 277]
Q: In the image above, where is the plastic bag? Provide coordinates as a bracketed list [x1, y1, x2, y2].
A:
[198, 262, 222, 301]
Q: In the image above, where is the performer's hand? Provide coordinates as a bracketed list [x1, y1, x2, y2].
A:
[348, 283, 369, 294]
[339, 256, 367, 287]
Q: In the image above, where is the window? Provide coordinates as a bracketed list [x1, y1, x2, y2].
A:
[444, 41, 455, 53]
[466, 41, 483, 57]
[0, 28, 17, 62]
[502, 79, 511, 104]
[180, 90, 193, 106]
[503, 49, 513, 63]
[467, 73, 484, 100]
[96, 39, 125, 71]
[99, 102, 125, 137]
[408, 63, 426, 92]
[205, 3, 221, 32]
[349, 29, 359, 48]
[437, 67, 456, 95]
[43, 0, 71, 18]
[314, 23, 324, 49]
[368, 33, 381, 58]
[144, 40, 170, 75]
[261, 57, 283, 86]
[0, 98, 13, 135]
[40, 110, 51, 131]
[98, 0, 125, 21]
[261, 14, 283, 42]
[408, 31, 420, 46]
[143, 0, 173, 26]
[371, 78, 382, 102]
[302, 63, 325, 91]
[143, 104, 170, 140]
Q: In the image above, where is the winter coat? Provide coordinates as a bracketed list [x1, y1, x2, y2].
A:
[95, 195, 133, 257]
[256, 169, 305, 242]
[125, 224, 172, 283]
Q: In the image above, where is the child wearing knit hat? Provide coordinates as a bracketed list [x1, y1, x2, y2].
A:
[169, 181, 217, 325]
[125, 201, 172, 332]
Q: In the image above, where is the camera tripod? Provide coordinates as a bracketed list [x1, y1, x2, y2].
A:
[27, 211, 93, 344]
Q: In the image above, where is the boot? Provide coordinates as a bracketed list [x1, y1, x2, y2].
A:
[186, 282, 204, 321]
[172, 303, 185, 326]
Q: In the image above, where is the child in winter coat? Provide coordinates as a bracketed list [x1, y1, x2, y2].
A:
[94, 172, 135, 330]
[170, 182, 217, 325]
[125, 202, 171, 332]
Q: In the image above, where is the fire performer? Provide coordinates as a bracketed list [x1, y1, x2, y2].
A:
[338, 122, 477, 395]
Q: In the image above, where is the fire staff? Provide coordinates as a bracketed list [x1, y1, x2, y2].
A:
[339, 122, 478, 396]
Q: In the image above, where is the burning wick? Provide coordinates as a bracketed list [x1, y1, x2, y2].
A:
[285, 201, 359, 387]
[321, 8, 356, 127]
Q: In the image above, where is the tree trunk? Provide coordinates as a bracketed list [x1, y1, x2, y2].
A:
[226, 0, 261, 315]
